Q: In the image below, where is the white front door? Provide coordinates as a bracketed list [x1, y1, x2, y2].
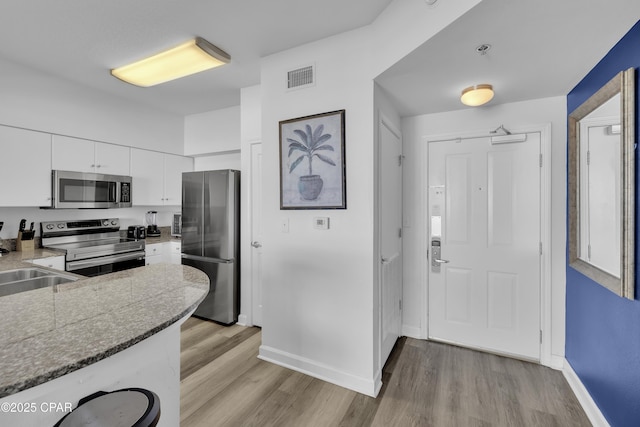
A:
[380, 118, 403, 365]
[250, 142, 264, 327]
[428, 133, 541, 360]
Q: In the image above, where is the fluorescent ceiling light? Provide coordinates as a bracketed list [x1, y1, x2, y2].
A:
[460, 84, 494, 106]
[111, 37, 230, 87]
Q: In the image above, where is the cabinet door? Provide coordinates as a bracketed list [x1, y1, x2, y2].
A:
[95, 142, 130, 176]
[168, 241, 182, 264]
[163, 154, 194, 205]
[0, 126, 52, 206]
[52, 135, 95, 173]
[130, 149, 165, 205]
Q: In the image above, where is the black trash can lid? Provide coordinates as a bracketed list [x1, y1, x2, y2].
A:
[55, 388, 160, 427]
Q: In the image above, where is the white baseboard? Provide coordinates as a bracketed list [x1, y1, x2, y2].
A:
[258, 345, 381, 397]
[402, 324, 422, 339]
[546, 354, 565, 370]
[237, 314, 249, 326]
[563, 359, 610, 427]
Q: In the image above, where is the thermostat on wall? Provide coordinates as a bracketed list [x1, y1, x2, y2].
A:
[313, 217, 330, 230]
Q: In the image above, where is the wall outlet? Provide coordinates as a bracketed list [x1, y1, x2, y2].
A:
[313, 217, 329, 230]
[281, 218, 289, 233]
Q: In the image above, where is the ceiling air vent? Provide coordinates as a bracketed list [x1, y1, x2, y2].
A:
[287, 65, 314, 90]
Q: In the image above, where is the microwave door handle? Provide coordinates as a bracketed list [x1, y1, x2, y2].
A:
[111, 181, 118, 204]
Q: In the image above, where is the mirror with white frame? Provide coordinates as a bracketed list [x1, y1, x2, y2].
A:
[568, 68, 635, 299]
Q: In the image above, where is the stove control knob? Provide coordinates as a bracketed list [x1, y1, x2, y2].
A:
[103, 220, 110, 226]
[111, 220, 118, 226]
[57, 224, 65, 229]
[46, 224, 54, 230]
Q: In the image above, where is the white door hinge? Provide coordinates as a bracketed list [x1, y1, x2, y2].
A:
[539, 154, 543, 167]
[400, 300, 403, 310]
[540, 330, 543, 343]
[399, 228, 402, 238]
[539, 242, 543, 255]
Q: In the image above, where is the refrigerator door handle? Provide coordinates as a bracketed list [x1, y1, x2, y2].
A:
[181, 253, 235, 264]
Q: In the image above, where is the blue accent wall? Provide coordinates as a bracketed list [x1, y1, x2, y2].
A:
[566, 20, 640, 427]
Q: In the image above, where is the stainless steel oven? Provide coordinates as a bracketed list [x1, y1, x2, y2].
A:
[41, 218, 145, 277]
[51, 170, 132, 209]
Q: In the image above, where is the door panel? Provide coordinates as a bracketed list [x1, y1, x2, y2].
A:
[380, 120, 403, 365]
[251, 143, 264, 326]
[428, 133, 541, 360]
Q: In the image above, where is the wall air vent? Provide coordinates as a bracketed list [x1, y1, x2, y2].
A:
[287, 65, 315, 90]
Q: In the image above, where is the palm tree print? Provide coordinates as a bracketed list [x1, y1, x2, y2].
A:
[287, 124, 336, 175]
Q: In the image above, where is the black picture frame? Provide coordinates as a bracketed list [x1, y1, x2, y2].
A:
[279, 109, 346, 210]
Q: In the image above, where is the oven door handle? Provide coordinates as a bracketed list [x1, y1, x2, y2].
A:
[68, 243, 145, 261]
[66, 251, 145, 271]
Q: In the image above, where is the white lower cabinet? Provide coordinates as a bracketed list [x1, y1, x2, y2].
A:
[31, 256, 65, 271]
[145, 242, 181, 265]
[145, 243, 163, 265]
[168, 241, 182, 265]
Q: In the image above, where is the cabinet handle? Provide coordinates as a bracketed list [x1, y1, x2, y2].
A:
[90, 164, 95, 168]
[96, 164, 102, 168]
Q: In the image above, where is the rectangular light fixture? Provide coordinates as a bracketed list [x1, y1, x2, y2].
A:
[490, 134, 527, 144]
[111, 37, 230, 87]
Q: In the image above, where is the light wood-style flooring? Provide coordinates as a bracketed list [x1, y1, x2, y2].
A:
[180, 317, 591, 426]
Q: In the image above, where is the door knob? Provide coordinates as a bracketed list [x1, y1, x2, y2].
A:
[251, 241, 262, 248]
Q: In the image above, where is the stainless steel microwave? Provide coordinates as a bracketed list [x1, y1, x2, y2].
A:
[51, 170, 132, 209]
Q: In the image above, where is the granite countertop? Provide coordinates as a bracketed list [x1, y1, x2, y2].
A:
[0, 252, 208, 398]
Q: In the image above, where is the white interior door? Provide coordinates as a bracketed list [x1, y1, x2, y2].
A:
[428, 133, 541, 360]
[380, 119, 403, 365]
[250, 143, 264, 326]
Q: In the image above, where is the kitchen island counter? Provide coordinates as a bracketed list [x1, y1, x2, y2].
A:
[0, 256, 208, 398]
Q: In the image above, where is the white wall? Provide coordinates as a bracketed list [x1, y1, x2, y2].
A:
[258, 29, 378, 396]
[184, 106, 241, 156]
[0, 57, 184, 154]
[401, 96, 567, 361]
[193, 153, 241, 171]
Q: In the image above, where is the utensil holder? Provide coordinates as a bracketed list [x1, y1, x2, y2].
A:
[16, 232, 35, 252]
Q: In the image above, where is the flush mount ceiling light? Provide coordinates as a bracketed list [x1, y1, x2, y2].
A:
[111, 37, 230, 87]
[460, 84, 494, 107]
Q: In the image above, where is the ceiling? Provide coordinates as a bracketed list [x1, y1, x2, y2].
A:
[1, 0, 639, 118]
[0, 0, 392, 116]
[377, 0, 640, 116]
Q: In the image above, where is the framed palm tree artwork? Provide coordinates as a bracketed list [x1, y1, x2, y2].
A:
[279, 109, 346, 209]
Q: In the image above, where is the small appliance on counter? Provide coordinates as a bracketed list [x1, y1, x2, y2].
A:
[146, 211, 161, 237]
[171, 213, 182, 237]
[127, 225, 146, 240]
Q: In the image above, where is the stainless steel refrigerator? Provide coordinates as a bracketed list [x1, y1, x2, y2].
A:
[181, 170, 240, 324]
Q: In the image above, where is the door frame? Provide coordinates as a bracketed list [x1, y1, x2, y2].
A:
[420, 123, 553, 367]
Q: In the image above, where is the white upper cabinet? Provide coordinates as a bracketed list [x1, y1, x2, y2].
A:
[131, 149, 193, 206]
[0, 125, 52, 207]
[163, 154, 194, 205]
[52, 135, 130, 176]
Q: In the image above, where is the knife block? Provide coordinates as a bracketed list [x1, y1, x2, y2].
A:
[16, 232, 35, 252]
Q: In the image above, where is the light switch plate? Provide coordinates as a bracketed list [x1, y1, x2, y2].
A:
[313, 217, 329, 230]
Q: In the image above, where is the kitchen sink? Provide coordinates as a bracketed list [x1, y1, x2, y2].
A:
[0, 268, 78, 297]
[0, 268, 52, 284]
